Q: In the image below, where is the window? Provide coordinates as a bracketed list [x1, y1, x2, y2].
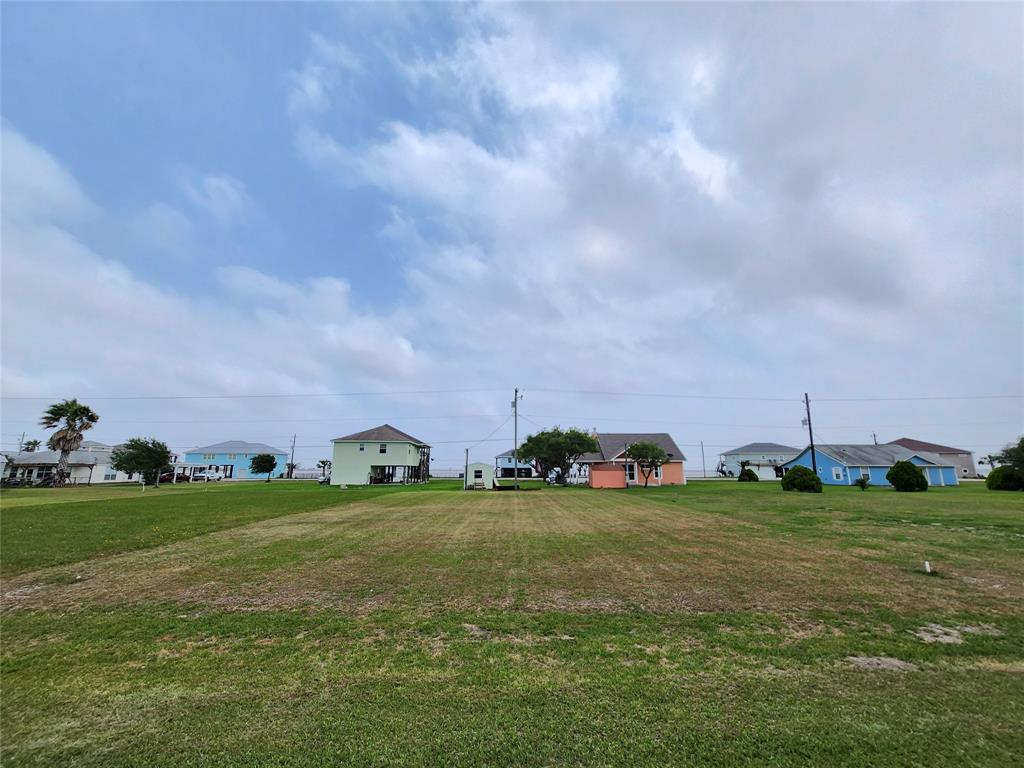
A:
[654, 465, 662, 480]
[227, 454, 237, 460]
[103, 469, 117, 481]
[202, 453, 215, 460]
[379, 443, 387, 454]
[625, 463, 636, 482]
[359, 443, 365, 452]
[832, 467, 843, 481]
[860, 468, 870, 480]
[473, 469, 483, 479]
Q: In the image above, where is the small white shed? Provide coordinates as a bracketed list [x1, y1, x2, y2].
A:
[464, 462, 495, 490]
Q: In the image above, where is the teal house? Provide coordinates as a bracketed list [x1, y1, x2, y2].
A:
[183, 440, 289, 480]
[783, 444, 959, 487]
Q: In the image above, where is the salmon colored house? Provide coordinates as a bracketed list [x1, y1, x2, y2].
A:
[578, 433, 686, 488]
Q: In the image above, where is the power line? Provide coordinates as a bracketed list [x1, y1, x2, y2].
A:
[0, 387, 508, 402]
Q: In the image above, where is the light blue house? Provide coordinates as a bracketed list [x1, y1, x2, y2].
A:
[495, 448, 534, 479]
[183, 440, 289, 480]
[783, 444, 959, 487]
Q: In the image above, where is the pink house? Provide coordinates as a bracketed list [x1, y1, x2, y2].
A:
[578, 433, 686, 488]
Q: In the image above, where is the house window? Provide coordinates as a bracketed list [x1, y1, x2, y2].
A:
[654, 465, 662, 480]
[359, 443, 365, 452]
[227, 454, 237, 460]
[202, 453, 215, 460]
[103, 469, 117, 481]
[860, 468, 870, 480]
[474, 469, 483, 479]
[379, 443, 387, 454]
[832, 467, 843, 481]
[625, 463, 636, 482]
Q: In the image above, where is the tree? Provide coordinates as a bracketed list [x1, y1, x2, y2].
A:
[625, 441, 668, 487]
[986, 438, 1024, 490]
[317, 459, 332, 478]
[286, 462, 297, 479]
[518, 428, 598, 483]
[886, 460, 928, 492]
[110, 438, 172, 486]
[21, 439, 41, 453]
[781, 466, 822, 493]
[250, 453, 277, 482]
[39, 399, 99, 487]
[737, 460, 759, 482]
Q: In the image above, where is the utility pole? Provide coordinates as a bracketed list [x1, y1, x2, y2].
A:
[512, 388, 522, 490]
[288, 434, 296, 479]
[464, 447, 469, 490]
[872, 432, 878, 445]
[804, 393, 818, 474]
[700, 440, 707, 479]
[17, 432, 25, 452]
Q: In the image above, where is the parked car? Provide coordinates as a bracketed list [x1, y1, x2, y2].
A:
[158, 471, 191, 484]
[191, 470, 225, 482]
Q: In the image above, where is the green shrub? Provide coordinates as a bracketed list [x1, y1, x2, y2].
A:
[737, 468, 759, 482]
[781, 466, 822, 493]
[886, 460, 927, 492]
[853, 476, 870, 491]
[986, 466, 1024, 491]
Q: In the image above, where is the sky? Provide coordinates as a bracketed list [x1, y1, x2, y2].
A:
[1, 2, 1022, 470]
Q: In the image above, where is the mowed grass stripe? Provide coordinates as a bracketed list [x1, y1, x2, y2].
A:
[0, 481, 463, 576]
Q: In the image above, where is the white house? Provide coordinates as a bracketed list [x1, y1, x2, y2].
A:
[495, 448, 535, 479]
[330, 424, 430, 486]
[721, 442, 800, 480]
[2, 440, 135, 485]
[464, 462, 495, 490]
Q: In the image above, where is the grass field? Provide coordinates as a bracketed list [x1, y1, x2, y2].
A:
[2, 480, 1022, 766]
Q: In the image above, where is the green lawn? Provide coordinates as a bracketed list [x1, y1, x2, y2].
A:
[2, 481, 1022, 766]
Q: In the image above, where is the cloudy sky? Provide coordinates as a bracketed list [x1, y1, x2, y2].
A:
[2, 2, 1021, 469]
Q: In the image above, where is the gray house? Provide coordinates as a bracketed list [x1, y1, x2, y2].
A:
[721, 442, 800, 479]
[886, 438, 976, 478]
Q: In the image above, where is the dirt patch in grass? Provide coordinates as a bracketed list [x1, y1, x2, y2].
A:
[846, 656, 918, 672]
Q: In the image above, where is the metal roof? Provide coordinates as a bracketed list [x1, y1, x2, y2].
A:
[887, 437, 972, 455]
[188, 440, 288, 455]
[805, 444, 953, 467]
[723, 442, 799, 455]
[332, 424, 428, 446]
[579, 433, 686, 463]
[2, 449, 108, 466]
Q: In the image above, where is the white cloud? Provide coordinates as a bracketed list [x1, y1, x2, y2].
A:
[287, 33, 359, 116]
[181, 174, 250, 225]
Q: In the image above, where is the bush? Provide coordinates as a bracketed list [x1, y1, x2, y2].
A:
[737, 468, 759, 482]
[853, 476, 870, 491]
[886, 460, 927, 492]
[986, 466, 1024, 491]
[781, 466, 822, 493]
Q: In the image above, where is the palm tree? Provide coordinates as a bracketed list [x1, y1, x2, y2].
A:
[39, 399, 99, 487]
[21, 439, 41, 452]
[317, 459, 332, 478]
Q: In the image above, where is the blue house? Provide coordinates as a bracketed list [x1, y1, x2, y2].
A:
[783, 444, 959, 487]
[183, 440, 289, 480]
[495, 448, 534, 479]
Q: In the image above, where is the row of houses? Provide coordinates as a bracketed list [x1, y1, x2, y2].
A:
[3, 440, 290, 485]
[722, 437, 976, 486]
[327, 425, 974, 489]
[2, 421, 975, 490]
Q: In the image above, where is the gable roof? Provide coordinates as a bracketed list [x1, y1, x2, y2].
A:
[723, 442, 799, 456]
[332, 424, 428, 446]
[189, 440, 288, 455]
[795, 444, 952, 468]
[887, 437, 972, 455]
[579, 432, 686, 463]
[2, 448, 109, 466]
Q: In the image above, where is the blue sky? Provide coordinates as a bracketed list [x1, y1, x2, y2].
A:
[2, 2, 1021, 466]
